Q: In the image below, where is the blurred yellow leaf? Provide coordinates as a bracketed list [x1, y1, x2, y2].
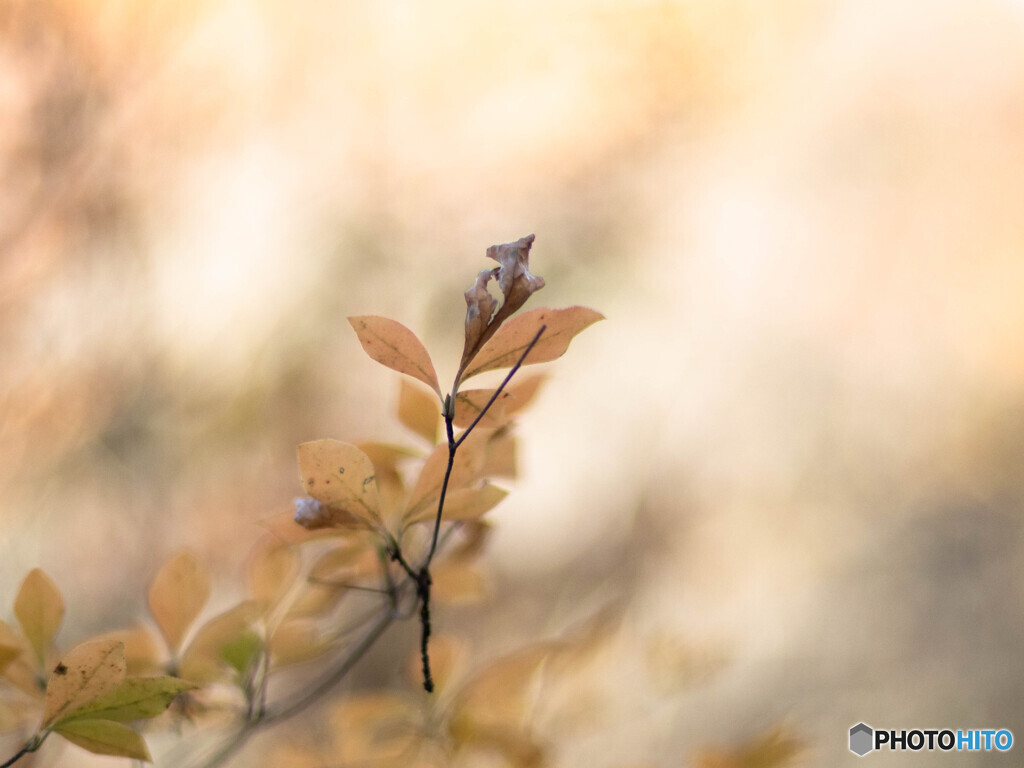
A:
[148, 552, 211, 655]
[309, 540, 380, 584]
[248, 537, 299, 610]
[298, 439, 382, 526]
[94, 626, 163, 677]
[349, 316, 442, 398]
[480, 429, 516, 479]
[406, 482, 507, 526]
[53, 718, 150, 761]
[694, 725, 804, 768]
[431, 560, 488, 605]
[179, 602, 259, 684]
[14, 568, 64, 669]
[452, 643, 562, 732]
[0, 620, 27, 675]
[42, 638, 126, 728]
[269, 618, 332, 668]
[461, 306, 603, 381]
[452, 389, 514, 429]
[399, 380, 441, 444]
[331, 692, 424, 764]
[405, 430, 489, 522]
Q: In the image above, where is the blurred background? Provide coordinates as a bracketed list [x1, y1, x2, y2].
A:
[3, 0, 1024, 764]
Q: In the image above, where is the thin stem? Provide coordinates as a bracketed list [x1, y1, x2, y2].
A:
[454, 324, 547, 451]
[0, 733, 46, 768]
[0, 744, 31, 768]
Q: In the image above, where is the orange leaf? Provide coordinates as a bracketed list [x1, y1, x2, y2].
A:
[297, 440, 382, 526]
[452, 389, 514, 430]
[179, 602, 260, 684]
[460, 306, 603, 381]
[349, 316, 441, 397]
[398, 380, 441, 444]
[148, 552, 211, 655]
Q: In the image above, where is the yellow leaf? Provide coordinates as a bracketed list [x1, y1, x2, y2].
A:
[452, 389, 514, 429]
[42, 639, 126, 728]
[398, 380, 441, 444]
[14, 569, 64, 669]
[179, 602, 259, 684]
[148, 552, 211, 655]
[460, 306, 603, 381]
[480, 429, 517, 480]
[54, 718, 151, 761]
[297, 439, 382, 526]
[348, 316, 441, 397]
[248, 537, 299, 609]
[405, 483, 507, 525]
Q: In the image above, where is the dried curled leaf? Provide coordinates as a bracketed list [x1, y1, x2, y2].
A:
[14, 569, 64, 669]
[298, 440, 382, 526]
[54, 718, 151, 761]
[349, 316, 441, 398]
[148, 552, 211, 655]
[42, 639, 127, 728]
[457, 235, 545, 382]
[461, 306, 603, 381]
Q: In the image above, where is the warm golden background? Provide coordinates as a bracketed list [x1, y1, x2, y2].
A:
[3, 0, 1024, 765]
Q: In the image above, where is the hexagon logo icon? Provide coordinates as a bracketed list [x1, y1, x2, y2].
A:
[850, 723, 874, 756]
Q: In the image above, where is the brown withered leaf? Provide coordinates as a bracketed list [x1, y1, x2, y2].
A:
[452, 389, 514, 429]
[460, 270, 499, 374]
[297, 440, 382, 526]
[349, 316, 442, 398]
[461, 306, 603, 381]
[398, 380, 441, 444]
[457, 235, 545, 383]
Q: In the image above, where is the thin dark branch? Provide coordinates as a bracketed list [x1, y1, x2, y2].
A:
[454, 324, 547, 450]
[0, 743, 31, 768]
